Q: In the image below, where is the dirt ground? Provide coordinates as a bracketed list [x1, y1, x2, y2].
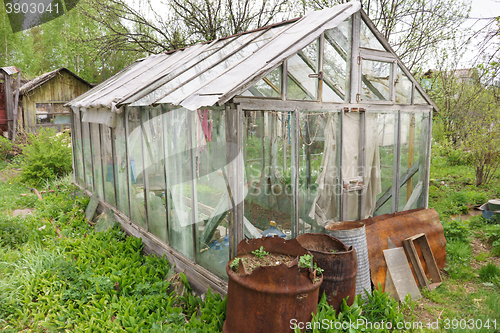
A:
[0, 166, 20, 182]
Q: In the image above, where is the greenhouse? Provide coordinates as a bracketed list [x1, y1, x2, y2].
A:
[68, 1, 436, 294]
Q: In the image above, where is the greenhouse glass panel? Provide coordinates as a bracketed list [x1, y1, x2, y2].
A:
[398, 112, 429, 211]
[287, 40, 319, 101]
[395, 66, 412, 104]
[323, 19, 352, 102]
[243, 110, 293, 238]
[241, 65, 282, 97]
[114, 113, 130, 217]
[82, 121, 93, 191]
[126, 107, 147, 229]
[194, 109, 230, 279]
[73, 111, 84, 186]
[90, 123, 104, 200]
[361, 59, 392, 101]
[373, 112, 397, 216]
[299, 111, 340, 234]
[164, 108, 194, 260]
[101, 124, 116, 207]
[142, 107, 168, 242]
[414, 89, 429, 105]
[360, 19, 386, 51]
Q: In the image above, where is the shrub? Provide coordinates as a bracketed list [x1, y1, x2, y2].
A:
[0, 136, 13, 159]
[19, 128, 72, 186]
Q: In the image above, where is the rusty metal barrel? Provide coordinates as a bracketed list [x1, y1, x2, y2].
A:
[325, 221, 372, 297]
[223, 237, 322, 333]
[296, 233, 357, 312]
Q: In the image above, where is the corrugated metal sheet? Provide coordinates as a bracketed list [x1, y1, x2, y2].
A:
[1, 66, 20, 76]
[69, 2, 361, 111]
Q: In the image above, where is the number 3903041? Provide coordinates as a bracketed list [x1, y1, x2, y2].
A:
[5, 2, 59, 14]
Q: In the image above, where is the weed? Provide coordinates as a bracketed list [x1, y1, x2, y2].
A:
[473, 252, 491, 262]
[443, 219, 472, 243]
[298, 254, 324, 275]
[479, 263, 500, 282]
[0, 137, 13, 160]
[230, 258, 246, 271]
[251, 246, 269, 259]
[444, 240, 473, 280]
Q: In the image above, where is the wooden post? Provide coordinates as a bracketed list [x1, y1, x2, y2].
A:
[4, 73, 13, 140]
[13, 71, 21, 141]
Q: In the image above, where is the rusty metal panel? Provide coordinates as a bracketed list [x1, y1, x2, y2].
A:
[223, 237, 321, 333]
[297, 233, 357, 313]
[364, 208, 446, 289]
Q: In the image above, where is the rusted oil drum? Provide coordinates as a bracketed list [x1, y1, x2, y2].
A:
[223, 237, 322, 333]
[296, 233, 357, 313]
[325, 221, 372, 297]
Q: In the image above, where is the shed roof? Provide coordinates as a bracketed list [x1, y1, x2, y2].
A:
[20, 68, 92, 95]
[69, 2, 360, 111]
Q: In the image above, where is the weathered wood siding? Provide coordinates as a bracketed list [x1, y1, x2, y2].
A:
[22, 71, 91, 132]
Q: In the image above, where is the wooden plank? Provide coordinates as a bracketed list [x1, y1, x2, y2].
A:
[403, 233, 442, 290]
[383, 247, 421, 301]
[232, 97, 433, 112]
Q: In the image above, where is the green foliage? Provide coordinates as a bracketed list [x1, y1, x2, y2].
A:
[0, 178, 227, 332]
[479, 263, 500, 282]
[0, 137, 13, 160]
[230, 257, 246, 271]
[19, 128, 73, 186]
[0, 217, 29, 249]
[443, 219, 472, 243]
[301, 286, 415, 333]
[298, 254, 324, 275]
[251, 246, 269, 259]
[484, 225, 500, 256]
[444, 240, 473, 279]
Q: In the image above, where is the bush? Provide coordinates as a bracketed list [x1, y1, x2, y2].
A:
[0, 136, 13, 159]
[19, 128, 72, 186]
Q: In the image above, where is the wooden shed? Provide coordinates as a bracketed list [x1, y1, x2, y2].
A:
[19, 68, 92, 133]
[68, 2, 437, 294]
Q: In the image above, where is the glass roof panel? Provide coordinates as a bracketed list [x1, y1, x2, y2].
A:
[131, 25, 290, 106]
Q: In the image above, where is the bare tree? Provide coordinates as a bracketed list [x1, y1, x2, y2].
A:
[302, 0, 471, 71]
[78, 0, 291, 56]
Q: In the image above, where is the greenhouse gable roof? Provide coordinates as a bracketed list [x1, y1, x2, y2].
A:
[69, 2, 361, 111]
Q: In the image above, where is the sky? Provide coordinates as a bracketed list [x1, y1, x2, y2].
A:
[460, 0, 500, 66]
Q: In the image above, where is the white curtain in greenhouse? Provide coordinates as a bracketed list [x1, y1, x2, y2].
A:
[309, 113, 381, 225]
